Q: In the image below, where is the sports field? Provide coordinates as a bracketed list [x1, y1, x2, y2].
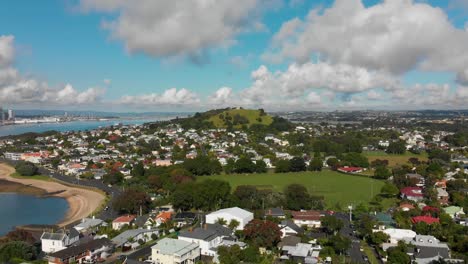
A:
[364, 151, 428, 167]
[198, 170, 384, 209]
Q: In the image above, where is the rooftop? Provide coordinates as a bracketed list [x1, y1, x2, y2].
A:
[113, 215, 136, 223]
[208, 207, 253, 219]
[152, 238, 198, 256]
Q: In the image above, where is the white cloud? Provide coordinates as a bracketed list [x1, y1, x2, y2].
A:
[208, 87, 233, 105]
[80, 0, 267, 59]
[267, 0, 468, 83]
[0, 35, 104, 106]
[119, 88, 200, 106]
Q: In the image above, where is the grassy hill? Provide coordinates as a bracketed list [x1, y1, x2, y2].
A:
[208, 108, 273, 128]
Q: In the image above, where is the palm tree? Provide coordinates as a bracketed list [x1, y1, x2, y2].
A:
[215, 217, 227, 225]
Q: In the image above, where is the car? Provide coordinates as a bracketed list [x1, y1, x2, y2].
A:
[360, 247, 364, 252]
[117, 255, 126, 261]
[104, 206, 109, 211]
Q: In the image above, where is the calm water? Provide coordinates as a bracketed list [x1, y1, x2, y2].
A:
[0, 193, 69, 235]
[0, 117, 175, 137]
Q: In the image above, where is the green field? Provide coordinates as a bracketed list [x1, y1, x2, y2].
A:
[208, 109, 273, 128]
[198, 170, 384, 208]
[11, 172, 52, 181]
[364, 151, 428, 167]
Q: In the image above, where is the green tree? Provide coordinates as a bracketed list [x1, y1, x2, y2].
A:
[14, 161, 39, 176]
[228, 219, 240, 231]
[308, 157, 323, 171]
[289, 157, 306, 172]
[275, 160, 291, 173]
[369, 231, 390, 245]
[284, 184, 311, 210]
[380, 182, 399, 197]
[131, 162, 145, 177]
[0, 241, 36, 262]
[321, 215, 343, 235]
[254, 160, 267, 173]
[374, 166, 392, 179]
[386, 141, 406, 154]
[103, 170, 124, 185]
[113, 188, 151, 214]
[234, 157, 256, 173]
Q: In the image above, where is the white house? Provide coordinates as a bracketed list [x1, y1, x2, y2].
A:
[380, 228, 416, 244]
[178, 224, 233, 257]
[151, 238, 200, 264]
[205, 207, 253, 230]
[41, 229, 80, 253]
[278, 220, 304, 238]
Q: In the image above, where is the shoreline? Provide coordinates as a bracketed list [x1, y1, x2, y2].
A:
[0, 163, 105, 227]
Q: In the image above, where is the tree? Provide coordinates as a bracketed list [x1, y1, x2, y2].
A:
[321, 215, 343, 235]
[386, 141, 406, 154]
[387, 242, 411, 264]
[234, 157, 256, 173]
[243, 219, 281, 248]
[4, 229, 36, 245]
[380, 182, 399, 197]
[228, 219, 240, 231]
[113, 188, 151, 214]
[374, 166, 392, 179]
[326, 158, 340, 169]
[254, 160, 267, 173]
[0, 241, 36, 262]
[289, 157, 306, 172]
[369, 231, 390, 245]
[131, 162, 145, 177]
[275, 160, 291, 173]
[309, 157, 323, 171]
[284, 184, 311, 210]
[103, 170, 124, 185]
[183, 156, 222, 176]
[234, 185, 259, 210]
[216, 218, 227, 225]
[342, 152, 369, 168]
[14, 161, 38, 176]
[328, 234, 351, 254]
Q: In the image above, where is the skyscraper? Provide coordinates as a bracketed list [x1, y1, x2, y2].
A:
[0, 107, 3, 124]
[7, 109, 14, 120]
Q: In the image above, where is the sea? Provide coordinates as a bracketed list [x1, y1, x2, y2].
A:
[0, 116, 177, 137]
[0, 193, 69, 236]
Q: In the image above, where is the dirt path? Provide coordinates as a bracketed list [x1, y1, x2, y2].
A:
[0, 163, 105, 227]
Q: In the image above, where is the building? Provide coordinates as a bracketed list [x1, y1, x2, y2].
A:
[280, 243, 319, 264]
[278, 220, 304, 238]
[381, 228, 417, 244]
[408, 235, 450, 264]
[41, 229, 80, 253]
[411, 216, 440, 225]
[112, 215, 136, 230]
[205, 207, 253, 230]
[46, 238, 113, 264]
[7, 109, 14, 120]
[406, 173, 425, 187]
[4, 152, 22, 160]
[151, 238, 200, 264]
[73, 218, 106, 234]
[443, 206, 464, 219]
[337, 166, 363, 173]
[178, 223, 235, 257]
[111, 229, 159, 249]
[264, 208, 286, 219]
[436, 188, 449, 205]
[291, 210, 323, 228]
[400, 187, 424, 202]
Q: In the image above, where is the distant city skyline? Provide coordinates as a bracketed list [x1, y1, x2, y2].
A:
[0, 0, 468, 112]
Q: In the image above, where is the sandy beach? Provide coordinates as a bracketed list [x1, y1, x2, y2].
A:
[0, 163, 105, 227]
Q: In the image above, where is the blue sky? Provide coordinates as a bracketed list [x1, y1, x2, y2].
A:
[0, 0, 467, 112]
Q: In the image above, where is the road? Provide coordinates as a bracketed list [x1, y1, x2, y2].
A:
[334, 212, 367, 263]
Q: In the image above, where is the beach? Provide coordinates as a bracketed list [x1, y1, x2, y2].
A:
[0, 163, 105, 227]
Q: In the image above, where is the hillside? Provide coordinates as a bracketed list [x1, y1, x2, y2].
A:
[208, 108, 273, 128]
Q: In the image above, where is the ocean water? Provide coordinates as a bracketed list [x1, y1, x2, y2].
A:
[0, 193, 69, 235]
[0, 117, 174, 137]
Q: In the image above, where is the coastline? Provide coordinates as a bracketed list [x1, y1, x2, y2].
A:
[0, 163, 105, 227]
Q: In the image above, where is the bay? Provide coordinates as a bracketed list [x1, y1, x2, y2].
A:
[0, 193, 69, 236]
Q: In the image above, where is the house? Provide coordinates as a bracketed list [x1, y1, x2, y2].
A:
[46, 238, 113, 264]
[291, 210, 323, 228]
[178, 223, 237, 257]
[280, 243, 319, 264]
[399, 203, 415, 212]
[155, 211, 173, 227]
[373, 212, 396, 228]
[436, 188, 449, 205]
[264, 208, 286, 219]
[408, 235, 450, 264]
[112, 229, 159, 249]
[406, 173, 425, 187]
[173, 212, 198, 227]
[278, 220, 304, 238]
[337, 166, 363, 173]
[205, 207, 254, 230]
[112, 215, 136, 230]
[41, 229, 80, 253]
[381, 228, 417, 244]
[74, 218, 106, 234]
[134, 214, 155, 229]
[400, 187, 424, 202]
[411, 216, 440, 225]
[443, 206, 464, 219]
[151, 238, 200, 264]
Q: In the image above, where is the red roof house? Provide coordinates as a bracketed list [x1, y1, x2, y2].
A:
[112, 215, 136, 230]
[400, 187, 424, 202]
[411, 216, 440, 225]
[337, 166, 363, 173]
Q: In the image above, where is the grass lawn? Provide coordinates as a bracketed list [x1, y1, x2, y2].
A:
[198, 170, 384, 209]
[364, 151, 428, 167]
[10, 172, 52, 181]
[208, 109, 273, 128]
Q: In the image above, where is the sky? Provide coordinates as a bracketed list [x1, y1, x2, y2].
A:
[0, 0, 467, 112]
